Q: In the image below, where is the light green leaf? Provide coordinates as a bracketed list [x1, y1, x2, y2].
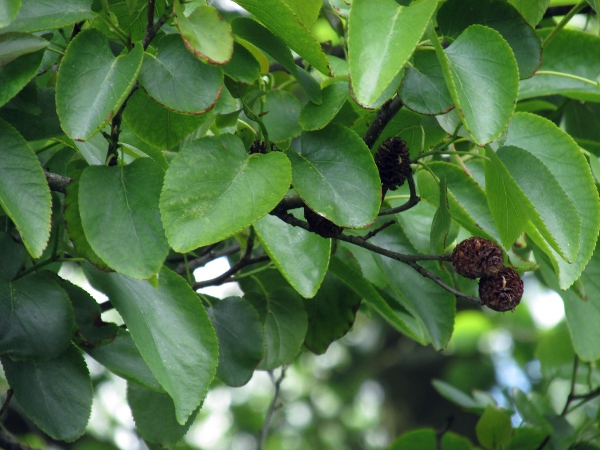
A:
[329, 0, 350, 18]
[512, 389, 553, 433]
[505, 112, 600, 289]
[300, 81, 349, 131]
[0, 273, 73, 360]
[1, 345, 92, 442]
[282, 0, 321, 27]
[56, 29, 143, 141]
[0, 32, 48, 66]
[348, 0, 437, 107]
[0, 47, 43, 108]
[160, 135, 291, 252]
[128, 383, 198, 445]
[520, 29, 600, 102]
[174, 1, 233, 64]
[252, 90, 301, 142]
[139, 34, 223, 114]
[476, 405, 513, 450]
[231, 0, 330, 75]
[432, 379, 480, 410]
[0, 0, 21, 28]
[0, 119, 51, 257]
[254, 214, 331, 298]
[87, 266, 219, 425]
[79, 158, 169, 279]
[287, 124, 381, 228]
[207, 297, 264, 386]
[4, 0, 94, 32]
[508, 0, 550, 26]
[430, 176, 452, 253]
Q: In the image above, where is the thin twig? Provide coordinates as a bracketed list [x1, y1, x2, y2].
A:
[143, 4, 172, 49]
[193, 255, 270, 289]
[100, 300, 114, 313]
[144, 0, 156, 49]
[175, 244, 241, 275]
[258, 367, 287, 450]
[363, 220, 396, 241]
[0, 390, 13, 418]
[543, 1, 587, 48]
[436, 417, 454, 450]
[363, 97, 404, 150]
[379, 175, 420, 216]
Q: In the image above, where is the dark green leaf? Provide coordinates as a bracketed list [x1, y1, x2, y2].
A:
[512, 388, 552, 433]
[507, 0, 550, 26]
[79, 158, 169, 279]
[0, 32, 49, 65]
[87, 266, 218, 424]
[0, 48, 43, 108]
[0, 231, 26, 281]
[56, 29, 143, 141]
[207, 297, 264, 387]
[0, 0, 21, 28]
[223, 42, 261, 84]
[281, 0, 321, 27]
[299, 81, 349, 131]
[160, 134, 291, 252]
[4, 0, 95, 32]
[508, 426, 547, 450]
[1, 344, 93, 442]
[287, 124, 381, 228]
[252, 90, 301, 142]
[535, 323, 575, 379]
[430, 176, 452, 253]
[0, 119, 51, 257]
[476, 405, 513, 449]
[139, 34, 223, 114]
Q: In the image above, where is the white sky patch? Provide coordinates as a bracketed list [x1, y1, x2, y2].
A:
[194, 256, 244, 298]
[522, 273, 565, 329]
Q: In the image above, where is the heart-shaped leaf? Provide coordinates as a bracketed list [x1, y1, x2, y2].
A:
[160, 134, 291, 252]
[56, 29, 143, 141]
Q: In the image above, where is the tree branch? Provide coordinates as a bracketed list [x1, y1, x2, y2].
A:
[363, 97, 404, 149]
[258, 367, 287, 450]
[0, 389, 13, 418]
[175, 244, 241, 275]
[379, 175, 420, 216]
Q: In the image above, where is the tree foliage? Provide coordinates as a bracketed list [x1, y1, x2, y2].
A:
[1, 0, 600, 448]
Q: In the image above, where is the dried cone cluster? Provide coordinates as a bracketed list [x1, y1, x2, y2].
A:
[249, 140, 279, 154]
[303, 206, 343, 239]
[374, 137, 412, 191]
[452, 237, 524, 312]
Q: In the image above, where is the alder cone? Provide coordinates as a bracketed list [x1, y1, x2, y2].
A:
[452, 237, 504, 279]
[479, 267, 524, 312]
[304, 206, 343, 239]
[374, 137, 412, 191]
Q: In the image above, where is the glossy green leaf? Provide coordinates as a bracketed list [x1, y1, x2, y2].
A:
[1, 344, 92, 442]
[86, 329, 163, 392]
[0, 0, 21, 28]
[122, 89, 208, 150]
[372, 225, 456, 350]
[139, 34, 223, 114]
[287, 124, 381, 228]
[430, 176, 452, 253]
[508, 0, 550, 26]
[174, 1, 233, 65]
[252, 90, 301, 142]
[304, 273, 361, 354]
[0, 119, 51, 257]
[223, 41, 261, 84]
[520, 29, 600, 102]
[4, 0, 94, 32]
[207, 297, 264, 386]
[241, 271, 308, 370]
[56, 29, 143, 141]
[0, 273, 73, 360]
[437, 0, 542, 79]
[282, 0, 321, 27]
[299, 81, 349, 131]
[87, 266, 219, 425]
[160, 134, 291, 252]
[0, 48, 43, 108]
[497, 145, 580, 263]
[433, 25, 519, 145]
[484, 147, 529, 249]
[476, 405, 513, 449]
[128, 382, 198, 445]
[231, 0, 330, 75]
[398, 48, 454, 116]
[79, 158, 169, 279]
[0, 32, 48, 65]
[254, 213, 331, 298]
[348, 0, 437, 107]
[505, 112, 600, 289]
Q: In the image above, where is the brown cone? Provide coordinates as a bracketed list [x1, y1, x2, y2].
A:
[374, 137, 412, 191]
[304, 206, 343, 239]
[452, 237, 504, 279]
[479, 267, 524, 312]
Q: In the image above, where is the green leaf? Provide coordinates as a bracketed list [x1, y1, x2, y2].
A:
[287, 124, 381, 228]
[252, 90, 301, 142]
[512, 388, 553, 433]
[254, 213, 331, 299]
[520, 29, 600, 102]
[231, 0, 330, 75]
[437, 0, 542, 79]
[372, 225, 456, 350]
[160, 134, 291, 252]
[4, 0, 95, 32]
[476, 405, 513, 450]
[329, 0, 350, 18]
[299, 81, 349, 131]
[0, 231, 26, 281]
[128, 382, 198, 445]
[283, 0, 321, 27]
[348, 0, 437, 107]
[505, 112, 600, 289]
[223, 41, 261, 84]
[79, 158, 169, 279]
[388, 428, 437, 450]
[432, 379, 480, 410]
[207, 297, 264, 387]
[0, 0, 21, 28]
[1, 344, 93, 442]
[0, 87, 62, 140]
[0, 273, 73, 360]
[507, 0, 550, 26]
[0, 47, 43, 108]
[497, 145, 580, 263]
[430, 176, 452, 253]
[174, 1, 233, 65]
[87, 266, 218, 425]
[122, 89, 208, 150]
[86, 329, 163, 392]
[304, 273, 361, 354]
[0, 32, 49, 65]
[139, 34, 223, 114]
[484, 147, 529, 249]
[535, 324, 575, 379]
[56, 29, 143, 141]
[398, 48, 454, 116]
[508, 426, 547, 450]
[0, 119, 51, 257]
[241, 270, 308, 370]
